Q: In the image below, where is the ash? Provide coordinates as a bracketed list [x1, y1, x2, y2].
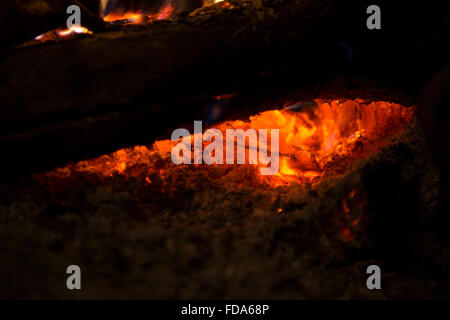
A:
[0, 119, 448, 299]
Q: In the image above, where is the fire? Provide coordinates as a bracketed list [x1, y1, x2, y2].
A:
[29, 0, 213, 45]
[28, 0, 222, 45]
[34, 25, 93, 43]
[103, 12, 145, 24]
[55, 25, 93, 37]
[47, 99, 415, 188]
[102, 0, 175, 24]
[102, 8, 174, 24]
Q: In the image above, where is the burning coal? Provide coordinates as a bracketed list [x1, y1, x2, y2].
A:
[101, 0, 203, 24]
[170, 121, 280, 175]
[102, 0, 175, 24]
[33, 25, 93, 43]
[46, 99, 415, 188]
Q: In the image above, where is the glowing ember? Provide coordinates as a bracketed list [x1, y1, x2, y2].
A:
[102, 0, 175, 24]
[157, 2, 175, 20]
[56, 25, 93, 37]
[47, 99, 414, 188]
[34, 25, 93, 42]
[103, 11, 145, 24]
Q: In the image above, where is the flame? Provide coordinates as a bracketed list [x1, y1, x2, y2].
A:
[46, 99, 414, 188]
[102, 0, 175, 24]
[103, 7, 175, 24]
[103, 11, 145, 24]
[33, 25, 93, 43]
[157, 1, 175, 20]
[56, 25, 93, 37]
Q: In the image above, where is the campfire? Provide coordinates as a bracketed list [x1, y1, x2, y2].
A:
[47, 99, 414, 187]
[0, 0, 448, 300]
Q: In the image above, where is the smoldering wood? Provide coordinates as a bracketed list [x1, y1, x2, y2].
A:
[0, 0, 448, 301]
[1, 0, 103, 50]
[100, 0, 204, 15]
[0, 0, 446, 181]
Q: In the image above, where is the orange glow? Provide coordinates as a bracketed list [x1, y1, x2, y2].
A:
[157, 3, 175, 20]
[56, 25, 93, 37]
[102, 3, 175, 24]
[213, 93, 237, 100]
[34, 25, 93, 42]
[352, 218, 361, 227]
[103, 11, 146, 24]
[341, 227, 355, 241]
[47, 99, 414, 187]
